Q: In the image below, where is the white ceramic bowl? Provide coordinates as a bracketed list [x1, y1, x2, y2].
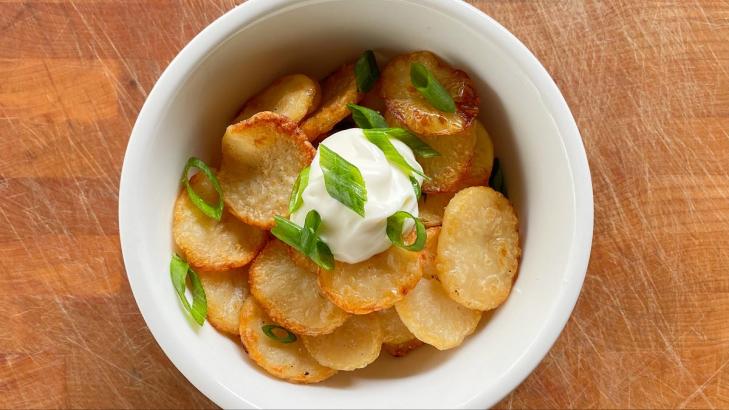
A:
[119, 0, 593, 408]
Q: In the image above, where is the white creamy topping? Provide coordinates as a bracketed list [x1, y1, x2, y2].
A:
[290, 128, 423, 263]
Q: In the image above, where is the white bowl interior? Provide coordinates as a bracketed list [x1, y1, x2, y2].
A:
[119, 0, 592, 408]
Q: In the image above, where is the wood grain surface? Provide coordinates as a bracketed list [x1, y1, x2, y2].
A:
[1, 0, 728, 408]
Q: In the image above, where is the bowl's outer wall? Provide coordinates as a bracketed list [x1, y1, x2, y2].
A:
[119, 0, 593, 408]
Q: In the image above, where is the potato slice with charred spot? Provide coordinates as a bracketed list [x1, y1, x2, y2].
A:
[234, 74, 321, 124]
[381, 51, 479, 136]
[239, 297, 336, 383]
[318, 246, 422, 314]
[377, 308, 424, 357]
[300, 63, 363, 141]
[455, 120, 494, 188]
[249, 240, 349, 336]
[219, 112, 315, 229]
[386, 112, 475, 192]
[173, 173, 267, 270]
[418, 192, 455, 228]
[395, 278, 481, 350]
[383, 339, 424, 357]
[302, 314, 382, 371]
[436, 186, 520, 311]
[199, 267, 248, 335]
[420, 227, 441, 280]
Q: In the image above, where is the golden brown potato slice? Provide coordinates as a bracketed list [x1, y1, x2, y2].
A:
[386, 112, 476, 192]
[455, 120, 494, 188]
[173, 174, 267, 270]
[418, 192, 455, 228]
[360, 85, 387, 114]
[420, 227, 441, 280]
[318, 246, 422, 314]
[249, 240, 349, 336]
[218, 112, 316, 229]
[380, 51, 479, 136]
[302, 314, 382, 371]
[239, 297, 336, 383]
[300, 63, 363, 141]
[395, 278, 481, 350]
[377, 308, 424, 357]
[234, 74, 321, 124]
[437, 186, 520, 311]
[199, 267, 248, 335]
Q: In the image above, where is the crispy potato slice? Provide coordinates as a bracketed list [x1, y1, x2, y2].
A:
[239, 297, 336, 383]
[418, 192, 455, 228]
[173, 174, 267, 270]
[302, 314, 382, 371]
[300, 63, 363, 141]
[456, 120, 494, 188]
[199, 267, 248, 335]
[437, 187, 520, 311]
[395, 278, 481, 350]
[377, 307, 423, 357]
[360, 86, 387, 114]
[386, 112, 476, 192]
[383, 339, 424, 357]
[318, 246, 422, 314]
[380, 51, 479, 136]
[219, 112, 316, 229]
[234, 74, 320, 124]
[250, 240, 349, 336]
[420, 227, 441, 280]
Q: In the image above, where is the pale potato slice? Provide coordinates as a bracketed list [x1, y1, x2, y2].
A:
[418, 192, 455, 228]
[380, 51, 479, 136]
[300, 63, 363, 141]
[302, 314, 382, 371]
[378, 307, 424, 356]
[456, 120, 494, 188]
[395, 278, 481, 350]
[420, 227, 441, 280]
[383, 339, 424, 358]
[318, 246, 422, 314]
[239, 297, 336, 383]
[199, 267, 248, 335]
[386, 112, 475, 192]
[219, 112, 316, 229]
[173, 173, 267, 270]
[437, 186, 520, 311]
[249, 240, 349, 336]
[234, 74, 320, 124]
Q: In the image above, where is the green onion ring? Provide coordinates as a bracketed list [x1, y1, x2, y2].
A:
[386, 211, 426, 251]
[262, 324, 297, 343]
[181, 157, 224, 221]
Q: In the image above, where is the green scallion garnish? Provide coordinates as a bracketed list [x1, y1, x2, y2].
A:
[288, 166, 310, 213]
[363, 129, 426, 179]
[367, 128, 439, 158]
[319, 144, 368, 217]
[271, 210, 335, 271]
[348, 103, 388, 129]
[181, 157, 224, 221]
[170, 254, 207, 325]
[410, 62, 456, 113]
[354, 50, 380, 93]
[262, 324, 297, 343]
[489, 157, 507, 197]
[386, 211, 426, 251]
[410, 176, 422, 199]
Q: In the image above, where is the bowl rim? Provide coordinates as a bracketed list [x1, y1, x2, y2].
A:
[118, 0, 594, 407]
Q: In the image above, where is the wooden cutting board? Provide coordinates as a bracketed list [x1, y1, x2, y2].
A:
[1, 1, 727, 408]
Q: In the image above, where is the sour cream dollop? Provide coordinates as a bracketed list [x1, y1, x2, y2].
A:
[290, 128, 423, 263]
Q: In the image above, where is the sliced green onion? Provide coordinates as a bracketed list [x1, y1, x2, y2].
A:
[489, 157, 507, 197]
[181, 157, 224, 221]
[363, 129, 426, 179]
[368, 128, 439, 158]
[410, 62, 456, 113]
[272, 216, 305, 249]
[271, 212, 335, 271]
[348, 103, 388, 129]
[299, 209, 321, 254]
[262, 324, 297, 343]
[170, 254, 207, 325]
[354, 50, 380, 93]
[288, 166, 310, 213]
[319, 144, 367, 217]
[386, 211, 426, 251]
[410, 176, 422, 199]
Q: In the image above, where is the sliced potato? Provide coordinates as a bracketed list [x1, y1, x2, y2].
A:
[418, 192, 455, 228]
[249, 240, 349, 336]
[300, 63, 363, 141]
[436, 186, 520, 311]
[199, 267, 248, 335]
[173, 173, 267, 270]
[360, 85, 387, 114]
[383, 339, 424, 358]
[386, 112, 476, 192]
[395, 278, 481, 350]
[456, 120, 494, 188]
[378, 307, 424, 357]
[302, 314, 382, 371]
[420, 227, 441, 280]
[380, 51, 479, 136]
[239, 297, 336, 383]
[318, 246, 422, 314]
[219, 112, 316, 229]
[234, 74, 320, 124]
